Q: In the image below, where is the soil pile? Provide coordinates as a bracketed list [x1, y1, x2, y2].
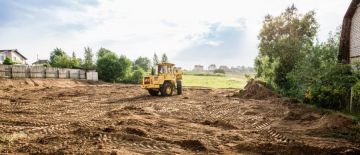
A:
[238, 79, 280, 100]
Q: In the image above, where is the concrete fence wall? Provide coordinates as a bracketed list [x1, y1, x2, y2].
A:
[0, 65, 98, 81]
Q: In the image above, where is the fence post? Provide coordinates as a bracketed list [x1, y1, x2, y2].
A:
[350, 87, 353, 113]
[44, 67, 47, 78]
[10, 65, 13, 79]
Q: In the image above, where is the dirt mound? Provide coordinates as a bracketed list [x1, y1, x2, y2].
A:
[307, 114, 358, 141]
[237, 79, 280, 100]
[176, 140, 208, 152]
[284, 111, 321, 122]
[319, 114, 354, 129]
[284, 106, 359, 143]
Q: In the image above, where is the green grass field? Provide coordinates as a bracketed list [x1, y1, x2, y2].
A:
[182, 74, 249, 89]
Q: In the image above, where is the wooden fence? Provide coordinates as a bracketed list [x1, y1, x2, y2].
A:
[0, 65, 97, 81]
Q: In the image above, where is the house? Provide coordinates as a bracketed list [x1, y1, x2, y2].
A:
[208, 64, 217, 71]
[32, 60, 50, 66]
[339, 0, 360, 64]
[0, 49, 27, 65]
[193, 65, 204, 72]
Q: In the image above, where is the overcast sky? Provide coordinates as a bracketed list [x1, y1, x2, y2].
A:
[0, 0, 351, 69]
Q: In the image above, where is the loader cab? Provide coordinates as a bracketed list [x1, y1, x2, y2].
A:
[157, 63, 175, 75]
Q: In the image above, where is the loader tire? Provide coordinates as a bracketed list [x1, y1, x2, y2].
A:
[160, 82, 173, 96]
[148, 89, 159, 96]
[177, 80, 182, 95]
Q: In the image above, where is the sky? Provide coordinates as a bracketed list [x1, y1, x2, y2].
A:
[0, 0, 351, 69]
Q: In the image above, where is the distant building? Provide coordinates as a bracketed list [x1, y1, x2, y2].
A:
[193, 65, 204, 72]
[339, 0, 360, 63]
[32, 60, 50, 66]
[208, 64, 217, 71]
[0, 49, 27, 65]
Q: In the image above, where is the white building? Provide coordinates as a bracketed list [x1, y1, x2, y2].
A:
[193, 65, 204, 72]
[0, 49, 27, 65]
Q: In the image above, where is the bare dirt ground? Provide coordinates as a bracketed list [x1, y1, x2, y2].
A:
[0, 79, 360, 155]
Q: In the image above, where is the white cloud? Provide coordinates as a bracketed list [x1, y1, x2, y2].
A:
[0, 0, 351, 69]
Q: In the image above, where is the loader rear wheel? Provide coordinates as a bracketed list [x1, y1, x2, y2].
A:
[148, 89, 159, 96]
[177, 80, 182, 95]
[161, 82, 173, 96]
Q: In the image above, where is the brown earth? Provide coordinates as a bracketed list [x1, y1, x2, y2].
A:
[0, 78, 359, 154]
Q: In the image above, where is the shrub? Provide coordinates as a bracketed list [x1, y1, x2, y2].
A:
[307, 64, 356, 110]
[96, 52, 131, 82]
[214, 69, 225, 74]
[3, 57, 15, 65]
[121, 69, 146, 84]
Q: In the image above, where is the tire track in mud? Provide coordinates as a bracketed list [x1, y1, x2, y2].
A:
[249, 112, 297, 144]
[0, 96, 127, 141]
[94, 133, 175, 152]
[202, 98, 298, 145]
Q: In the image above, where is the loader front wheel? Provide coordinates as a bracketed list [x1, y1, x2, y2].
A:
[161, 82, 173, 96]
[148, 89, 159, 96]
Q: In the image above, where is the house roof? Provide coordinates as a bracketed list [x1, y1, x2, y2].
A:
[339, 0, 360, 63]
[32, 59, 49, 65]
[0, 49, 28, 60]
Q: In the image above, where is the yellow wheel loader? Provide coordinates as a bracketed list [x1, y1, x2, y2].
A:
[141, 62, 183, 96]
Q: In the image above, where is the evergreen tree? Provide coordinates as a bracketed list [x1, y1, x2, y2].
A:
[83, 47, 95, 70]
[153, 53, 159, 66]
[161, 53, 168, 63]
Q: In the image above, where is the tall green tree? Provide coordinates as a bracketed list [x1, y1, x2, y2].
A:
[255, 5, 318, 89]
[52, 54, 73, 68]
[161, 53, 168, 63]
[83, 47, 95, 70]
[72, 52, 76, 59]
[96, 52, 132, 82]
[153, 53, 159, 66]
[50, 48, 66, 66]
[134, 57, 151, 72]
[97, 47, 112, 58]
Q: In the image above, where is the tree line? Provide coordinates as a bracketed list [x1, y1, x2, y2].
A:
[255, 5, 358, 111]
[48, 47, 169, 83]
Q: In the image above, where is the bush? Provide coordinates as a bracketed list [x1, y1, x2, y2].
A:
[52, 55, 74, 68]
[3, 57, 15, 65]
[214, 69, 225, 74]
[305, 64, 357, 110]
[96, 52, 131, 82]
[122, 69, 146, 84]
[132, 69, 146, 83]
[133, 57, 151, 72]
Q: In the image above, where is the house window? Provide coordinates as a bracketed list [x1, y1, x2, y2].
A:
[0, 55, 4, 61]
[13, 57, 17, 61]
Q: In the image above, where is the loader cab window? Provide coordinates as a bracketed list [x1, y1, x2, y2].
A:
[158, 66, 167, 74]
[158, 65, 174, 74]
